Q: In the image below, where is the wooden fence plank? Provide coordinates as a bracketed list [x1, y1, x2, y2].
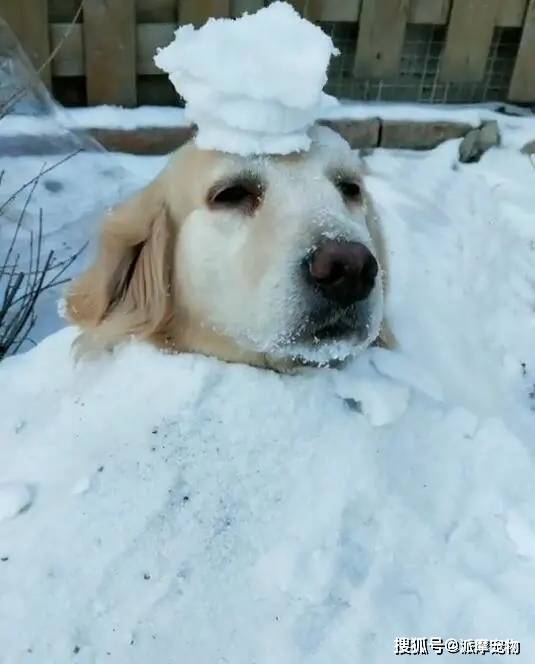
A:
[137, 23, 177, 75]
[508, 0, 535, 101]
[231, 0, 263, 17]
[306, 0, 361, 22]
[50, 23, 83, 77]
[48, 0, 81, 22]
[137, 0, 176, 23]
[0, 0, 51, 86]
[440, 0, 499, 83]
[354, 0, 409, 79]
[409, 0, 450, 24]
[179, 0, 230, 26]
[31, 0, 535, 109]
[286, 0, 306, 14]
[496, 0, 527, 26]
[51, 22, 180, 78]
[83, 0, 136, 106]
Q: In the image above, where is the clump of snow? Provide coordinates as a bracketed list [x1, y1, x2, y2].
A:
[154, 1, 339, 155]
[334, 354, 410, 426]
[0, 482, 33, 522]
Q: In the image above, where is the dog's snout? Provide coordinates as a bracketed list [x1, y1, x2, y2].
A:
[306, 240, 378, 307]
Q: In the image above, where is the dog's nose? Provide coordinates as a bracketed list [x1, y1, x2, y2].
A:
[306, 240, 378, 307]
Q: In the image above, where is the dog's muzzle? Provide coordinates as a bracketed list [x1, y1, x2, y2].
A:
[297, 239, 379, 341]
[304, 239, 378, 307]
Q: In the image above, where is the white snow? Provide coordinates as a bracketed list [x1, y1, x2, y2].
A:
[333, 354, 411, 427]
[0, 106, 189, 135]
[61, 105, 189, 131]
[1, 105, 535, 662]
[154, 1, 339, 155]
[2, 101, 534, 154]
[0, 482, 33, 523]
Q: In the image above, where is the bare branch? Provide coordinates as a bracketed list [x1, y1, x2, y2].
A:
[0, 182, 86, 359]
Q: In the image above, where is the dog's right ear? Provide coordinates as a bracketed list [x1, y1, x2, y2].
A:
[66, 178, 174, 353]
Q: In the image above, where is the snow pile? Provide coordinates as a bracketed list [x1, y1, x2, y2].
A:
[366, 142, 535, 428]
[154, 1, 339, 155]
[0, 324, 534, 662]
[2, 119, 535, 661]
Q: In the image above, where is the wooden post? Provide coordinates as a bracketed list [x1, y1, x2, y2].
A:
[178, 0, 230, 26]
[306, 0, 362, 22]
[354, 0, 409, 79]
[496, 0, 528, 26]
[440, 0, 499, 83]
[509, 0, 535, 101]
[409, 0, 451, 24]
[137, 23, 177, 75]
[231, 0, 263, 18]
[137, 0, 177, 23]
[83, 0, 137, 106]
[286, 0, 306, 14]
[50, 23, 83, 77]
[0, 0, 51, 87]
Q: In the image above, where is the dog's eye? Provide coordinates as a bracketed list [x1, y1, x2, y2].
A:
[209, 181, 263, 213]
[337, 180, 361, 202]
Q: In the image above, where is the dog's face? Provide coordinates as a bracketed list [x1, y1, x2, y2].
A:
[172, 127, 383, 363]
[67, 127, 386, 369]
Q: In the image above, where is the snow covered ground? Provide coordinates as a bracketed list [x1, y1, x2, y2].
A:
[2, 101, 535, 149]
[1, 110, 535, 662]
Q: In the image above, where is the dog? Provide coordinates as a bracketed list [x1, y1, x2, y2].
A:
[66, 126, 391, 371]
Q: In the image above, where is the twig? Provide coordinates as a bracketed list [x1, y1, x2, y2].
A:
[1, 164, 44, 272]
[0, 180, 86, 359]
[7, 242, 87, 309]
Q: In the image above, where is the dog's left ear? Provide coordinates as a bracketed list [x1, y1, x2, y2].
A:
[66, 179, 174, 353]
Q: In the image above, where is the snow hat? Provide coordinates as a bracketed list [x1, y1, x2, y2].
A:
[154, 1, 339, 155]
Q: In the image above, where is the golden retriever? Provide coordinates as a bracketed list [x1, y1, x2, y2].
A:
[66, 126, 390, 370]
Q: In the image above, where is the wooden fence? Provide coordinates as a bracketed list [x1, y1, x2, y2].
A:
[0, 0, 534, 107]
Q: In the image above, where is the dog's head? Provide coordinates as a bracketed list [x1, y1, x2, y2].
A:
[67, 126, 387, 369]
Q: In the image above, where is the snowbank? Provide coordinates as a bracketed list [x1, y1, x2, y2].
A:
[0, 322, 534, 663]
[1, 136, 535, 661]
[154, 2, 339, 154]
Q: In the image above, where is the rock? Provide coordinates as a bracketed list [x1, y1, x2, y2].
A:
[458, 120, 500, 163]
[319, 118, 380, 149]
[494, 104, 525, 118]
[381, 120, 471, 150]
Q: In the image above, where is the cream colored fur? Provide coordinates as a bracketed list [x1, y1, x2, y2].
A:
[67, 130, 392, 369]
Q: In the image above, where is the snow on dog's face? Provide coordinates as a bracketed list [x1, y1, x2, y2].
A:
[173, 128, 384, 364]
[67, 127, 387, 369]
